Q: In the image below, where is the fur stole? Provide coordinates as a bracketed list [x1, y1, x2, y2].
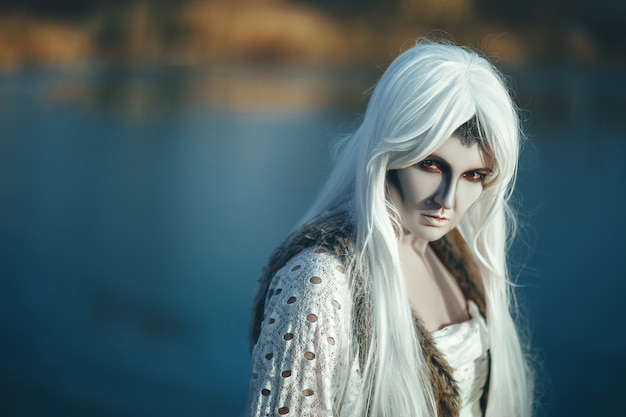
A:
[249, 211, 489, 417]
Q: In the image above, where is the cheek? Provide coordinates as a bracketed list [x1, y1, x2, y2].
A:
[401, 170, 440, 202]
[456, 184, 483, 214]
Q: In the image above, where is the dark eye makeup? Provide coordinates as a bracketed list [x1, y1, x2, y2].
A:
[415, 157, 492, 184]
[416, 159, 443, 173]
[463, 171, 488, 183]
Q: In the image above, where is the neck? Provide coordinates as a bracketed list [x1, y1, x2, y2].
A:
[398, 233, 429, 257]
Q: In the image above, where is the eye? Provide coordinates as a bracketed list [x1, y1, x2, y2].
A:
[416, 160, 443, 173]
[463, 171, 487, 183]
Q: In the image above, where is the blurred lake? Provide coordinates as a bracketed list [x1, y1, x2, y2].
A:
[0, 64, 624, 417]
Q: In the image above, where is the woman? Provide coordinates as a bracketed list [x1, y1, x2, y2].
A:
[247, 39, 534, 417]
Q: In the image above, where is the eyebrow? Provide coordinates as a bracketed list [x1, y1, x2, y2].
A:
[426, 154, 493, 174]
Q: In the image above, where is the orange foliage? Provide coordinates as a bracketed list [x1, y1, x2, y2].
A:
[401, 0, 475, 21]
[0, 0, 563, 69]
[0, 14, 92, 69]
[178, 0, 370, 65]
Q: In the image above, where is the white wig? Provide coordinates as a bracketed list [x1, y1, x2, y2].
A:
[299, 39, 533, 417]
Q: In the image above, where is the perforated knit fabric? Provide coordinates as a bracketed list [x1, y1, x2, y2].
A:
[248, 247, 490, 417]
[432, 301, 490, 417]
[247, 247, 354, 417]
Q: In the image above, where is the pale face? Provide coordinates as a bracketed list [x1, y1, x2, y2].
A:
[387, 136, 492, 243]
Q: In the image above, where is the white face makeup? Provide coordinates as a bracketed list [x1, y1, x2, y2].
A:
[387, 135, 492, 244]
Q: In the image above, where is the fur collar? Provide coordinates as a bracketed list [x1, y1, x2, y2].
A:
[249, 211, 488, 417]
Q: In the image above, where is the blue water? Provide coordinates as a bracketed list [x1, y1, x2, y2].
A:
[0, 66, 624, 417]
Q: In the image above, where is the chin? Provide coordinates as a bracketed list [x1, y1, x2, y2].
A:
[414, 226, 451, 242]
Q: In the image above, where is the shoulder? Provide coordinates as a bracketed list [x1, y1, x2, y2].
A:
[265, 246, 350, 313]
[249, 220, 354, 351]
[254, 246, 352, 354]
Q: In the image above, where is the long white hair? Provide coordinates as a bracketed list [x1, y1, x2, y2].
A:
[298, 39, 533, 417]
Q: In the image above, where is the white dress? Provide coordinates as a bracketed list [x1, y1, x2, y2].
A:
[247, 247, 490, 417]
[433, 301, 490, 417]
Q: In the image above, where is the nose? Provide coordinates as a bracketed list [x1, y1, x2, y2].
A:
[433, 177, 456, 210]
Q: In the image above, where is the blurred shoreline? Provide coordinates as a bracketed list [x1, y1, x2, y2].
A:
[0, 0, 624, 71]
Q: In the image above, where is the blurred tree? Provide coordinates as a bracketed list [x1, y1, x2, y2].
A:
[0, 0, 120, 18]
[0, 0, 624, 67]
[293, 0, 382, 13]
[0, 0, 181, 18]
